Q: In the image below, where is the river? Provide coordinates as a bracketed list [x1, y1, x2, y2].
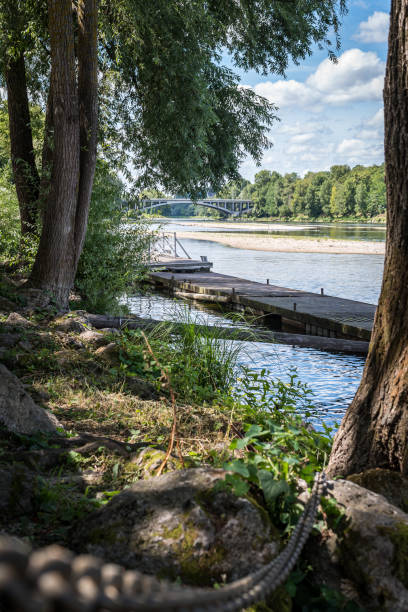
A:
[125, 219, 385, 430]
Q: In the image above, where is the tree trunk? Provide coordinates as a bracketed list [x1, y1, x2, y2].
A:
[75, 0, 98, 267]
[5, 53, 40, 235]
[327, 0, 408, 477]
[39, 87, 54, 215]
[30, 0, 80, 309]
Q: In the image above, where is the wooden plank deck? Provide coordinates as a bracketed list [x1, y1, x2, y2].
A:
[149, 270, 376, 341]
[147, 256, 212, 272]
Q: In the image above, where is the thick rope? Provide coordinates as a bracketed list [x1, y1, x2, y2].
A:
[0, 472, 327, 612]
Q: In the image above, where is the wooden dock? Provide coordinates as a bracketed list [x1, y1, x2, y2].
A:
[148, 256, 212, 272]
[149, 270, 376, 341]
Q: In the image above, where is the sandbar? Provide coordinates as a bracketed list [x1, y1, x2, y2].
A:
[176, 231, 385, 255]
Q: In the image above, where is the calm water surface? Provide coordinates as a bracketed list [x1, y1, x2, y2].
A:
[126, 220, 384, 429]
[157, 218, 386, 242]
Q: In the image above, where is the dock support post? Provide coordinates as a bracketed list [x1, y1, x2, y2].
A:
[266, 279, 269, 285]
[321, 288, 324, 295]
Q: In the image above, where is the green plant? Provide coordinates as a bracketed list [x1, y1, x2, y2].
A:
[218, 369, 333, 529]
[74, 160, 152, 314]
[118, 310, 245, 403]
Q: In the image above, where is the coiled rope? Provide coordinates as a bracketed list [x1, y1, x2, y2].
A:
[0, 472, 327, 611]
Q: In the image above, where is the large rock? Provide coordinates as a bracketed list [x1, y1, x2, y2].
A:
[73, 468, 279, 586]
[5, 312, 35, 329]
[94, 342, 120, 366]
[0, 364, 60, 434]
[52, 315, 87, 333]
[305, 478, 408, 611]
[79, 330, 108, 347]
[348, 468, 408, 513]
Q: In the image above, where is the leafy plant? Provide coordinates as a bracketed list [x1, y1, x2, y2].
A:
[74, 160, 153, 314]
[219, 369, 333, 529]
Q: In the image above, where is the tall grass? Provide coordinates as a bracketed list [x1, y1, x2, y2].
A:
[118, 308, 246, 403]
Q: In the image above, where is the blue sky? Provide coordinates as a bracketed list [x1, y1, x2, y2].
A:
[237, 0, 390, 180]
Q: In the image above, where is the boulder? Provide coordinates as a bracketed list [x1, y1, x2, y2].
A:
[5, 312, 35, 329]
[73, 468, 279, 586]
[0, 363, 60, 434]
[52, 315, 87, 333]
[79, 330, 108, 347]
[305, 478, 408, 611]
[94, 342, 120, 366]
[348, 468, 408, 513]
[130, 447, 183, 478]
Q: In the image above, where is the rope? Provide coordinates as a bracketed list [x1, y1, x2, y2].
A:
[0, 472, 327, 612]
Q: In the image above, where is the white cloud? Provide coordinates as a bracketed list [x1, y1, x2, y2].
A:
[365, 107, 384, 128]
[290, 132, 317, 144]
[336, 138, 383, 166]
[354, 11, 389, 43]
[357, 128, 381, 140]
[254, 79, 318, 108]
[252, 49, 384, 109]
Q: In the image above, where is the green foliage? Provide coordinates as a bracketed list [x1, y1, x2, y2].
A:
[95, 0, 347, 196]
[218, 369, 333, 528]
[117, 312, 243, 403]
[75, 161, 151, 313]
[216, 163, 386, 221]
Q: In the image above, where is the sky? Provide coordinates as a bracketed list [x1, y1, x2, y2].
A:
[236, 0, 390, 181]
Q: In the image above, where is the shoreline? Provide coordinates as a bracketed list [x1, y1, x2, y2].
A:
[176, 231, 385, 255]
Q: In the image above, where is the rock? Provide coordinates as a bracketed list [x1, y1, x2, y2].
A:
[79, 330, 108, 347]
[5, 312, 35, 328]
[100, 328, 121, 335]
[52, 315, 87, 333]
[0, 363, 61, 434]
[305, 478, 408, 611]
[74, 468, 279, 586]
[348, 468, 408, 513]
[94, 342, 120, 366]
[0, 467, 36, 516]
[125, 376, 157, 399]
[130, 447, 182, 478]
[0, 333, 20, 348]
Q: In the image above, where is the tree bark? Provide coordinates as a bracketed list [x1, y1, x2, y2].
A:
[30, 0, 80, 308]
[5, 53, 40, 235]
[38, 87, 54, 215]
[327, 0, 408, 477]
[75, 0, 98, 267]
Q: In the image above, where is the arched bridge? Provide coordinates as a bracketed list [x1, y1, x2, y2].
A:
[138, 198, 253, 217]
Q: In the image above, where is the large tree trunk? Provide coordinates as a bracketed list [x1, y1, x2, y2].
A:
[29, 0, 80, 308]
[75, 0, 98, 267]
[38, 87, 54, 215]
[29, 0, 98, 309]
[5, 53, 40, 235]
[327, 0, 408, 477]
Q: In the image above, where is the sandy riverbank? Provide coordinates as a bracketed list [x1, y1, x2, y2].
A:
[176, 231, 385, 255]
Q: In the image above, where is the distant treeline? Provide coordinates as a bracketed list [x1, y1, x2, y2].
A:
[140, 163, 386, 221]
[217, 164, 386, 220]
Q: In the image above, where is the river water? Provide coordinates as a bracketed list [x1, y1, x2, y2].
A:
[125, 219, 385, 430]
